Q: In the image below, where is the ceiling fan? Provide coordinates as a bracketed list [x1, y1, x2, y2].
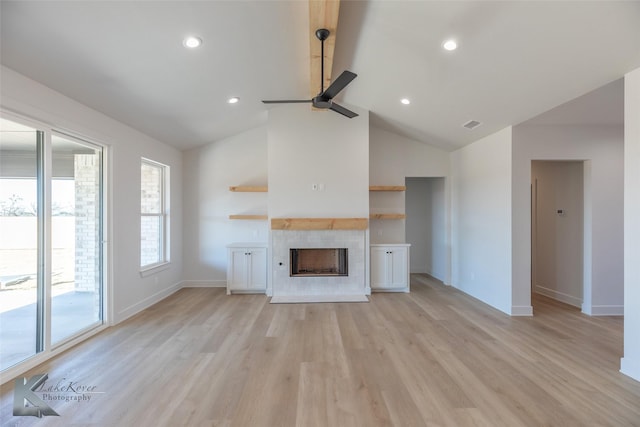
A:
[262, 28, 358, 118]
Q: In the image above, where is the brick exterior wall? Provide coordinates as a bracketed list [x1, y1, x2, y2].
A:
[74, 154, 100, 294]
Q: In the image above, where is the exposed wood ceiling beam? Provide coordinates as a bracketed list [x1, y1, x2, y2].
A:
[309, 0, 340, 98]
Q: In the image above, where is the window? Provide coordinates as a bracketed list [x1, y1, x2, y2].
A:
[140, 159, 169, 269]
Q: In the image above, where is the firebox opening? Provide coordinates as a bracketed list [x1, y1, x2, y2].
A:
[290, 248, 348, 277]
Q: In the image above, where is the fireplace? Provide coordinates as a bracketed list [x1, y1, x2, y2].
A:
[290, 248, 348, 277]
[270, 229, 367, 297]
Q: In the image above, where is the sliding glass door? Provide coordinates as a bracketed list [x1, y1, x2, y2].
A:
[0, 119, 41, 370]
[0, 117, 104, 372]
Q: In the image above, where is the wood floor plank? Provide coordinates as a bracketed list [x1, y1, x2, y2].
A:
[2, 276, 640, 426]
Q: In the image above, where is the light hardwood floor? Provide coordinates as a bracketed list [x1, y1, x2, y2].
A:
[2, 274, 640, 426]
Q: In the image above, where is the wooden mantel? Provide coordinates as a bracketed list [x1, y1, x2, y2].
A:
[271, 217, 368, 230]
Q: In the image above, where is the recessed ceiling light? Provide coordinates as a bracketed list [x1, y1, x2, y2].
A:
[227, 97, 240, 104]
[183, 36, 202, 49]
[401, 98, 411, 105]
[443, 39, 457, 51]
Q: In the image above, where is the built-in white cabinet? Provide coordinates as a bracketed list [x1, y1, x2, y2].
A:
[226, 243, 267, 294]
[370, 244, 410, 292]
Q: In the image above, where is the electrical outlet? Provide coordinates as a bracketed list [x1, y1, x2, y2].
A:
[312, 183, 318, 191]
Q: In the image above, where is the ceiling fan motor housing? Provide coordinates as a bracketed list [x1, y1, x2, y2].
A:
[312, 95, 332, 109]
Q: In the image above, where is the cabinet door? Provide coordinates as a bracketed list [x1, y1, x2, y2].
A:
[228, 248, 248, 290]
[247, 247, 267, 290]
[370, 247, 389, 289]
[389, 247, 408, 289]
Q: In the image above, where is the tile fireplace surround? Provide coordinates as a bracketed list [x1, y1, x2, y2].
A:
[270, 229, 369, 298]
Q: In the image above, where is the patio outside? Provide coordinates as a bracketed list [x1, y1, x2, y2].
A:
[0, 175, 102, 372]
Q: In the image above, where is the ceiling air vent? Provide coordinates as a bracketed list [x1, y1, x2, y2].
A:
[462, 120, 482, 130]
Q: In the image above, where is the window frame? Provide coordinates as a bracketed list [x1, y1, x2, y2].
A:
[140, 157, 170, 274]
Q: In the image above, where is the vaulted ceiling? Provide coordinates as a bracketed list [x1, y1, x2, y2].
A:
[1, 1, 639, 151]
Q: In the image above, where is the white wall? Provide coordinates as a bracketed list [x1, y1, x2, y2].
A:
[406, 177, 446, 281]
[268, 105, 369, 218]
[0, 66, 184, 324]
[531, 161, 583, 307]
[182, 127, 269, 286]
[512, 124, 624, 316]
[622, 67, 640, 381]
[369, 127, 449, 251]
[451, 127, 513, 315]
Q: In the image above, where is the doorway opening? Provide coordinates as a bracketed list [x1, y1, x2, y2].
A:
[405, 177, 446, 283]
[531, 160, 584, 311]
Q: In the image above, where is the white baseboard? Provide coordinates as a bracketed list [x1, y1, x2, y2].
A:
[511, 305, 533, 316]
[271, 294, 369, 304]
[116, 281, 182, 323]
[534, 285, 582, 308]
[620, 357, 640, 382]
[181, 280, 226, 288]
[582, 304, 624, 316]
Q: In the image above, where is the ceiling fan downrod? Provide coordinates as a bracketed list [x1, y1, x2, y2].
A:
[316, 28, 330, 96]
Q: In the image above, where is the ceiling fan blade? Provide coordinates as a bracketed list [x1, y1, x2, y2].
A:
[329, 103, 358, 119]
[321, 70, 357, 100]
[262, 99, 312, 104]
